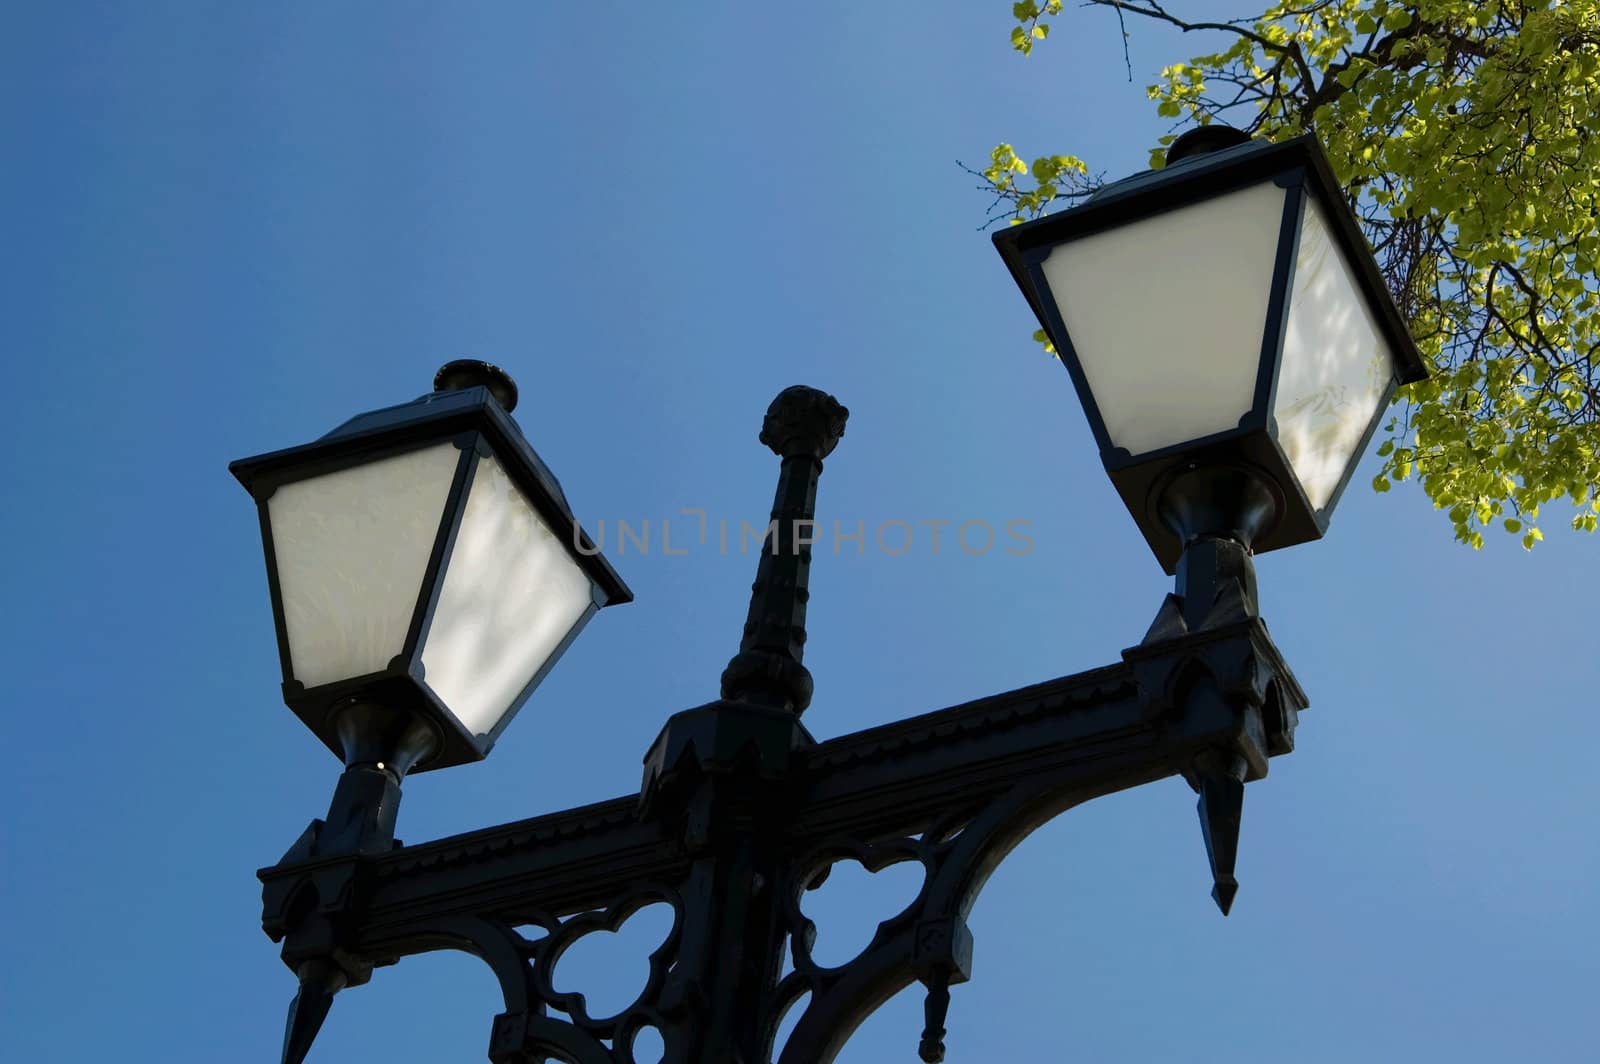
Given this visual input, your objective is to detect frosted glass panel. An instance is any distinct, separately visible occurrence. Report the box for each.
[1041,181,1286,455]
[421,453,595,738]
[1276,196,1396,509]
[269,442,461,688]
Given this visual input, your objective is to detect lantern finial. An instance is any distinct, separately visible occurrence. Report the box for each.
[720,386,848,713]
[1164,124,1252,166]
[434,359,519,412]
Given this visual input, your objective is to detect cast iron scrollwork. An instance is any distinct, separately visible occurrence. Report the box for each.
[762,649,1297,1064]
[766,824,988,1064]
[484,884,684,1064]
[768,780,1105,1064]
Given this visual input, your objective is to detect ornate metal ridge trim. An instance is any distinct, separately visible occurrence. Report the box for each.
[802,663,1138,772]
[1125,616,1308,708]
[372,796,644,880]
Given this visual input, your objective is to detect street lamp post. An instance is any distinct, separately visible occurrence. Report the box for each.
[238,128,1425,1064]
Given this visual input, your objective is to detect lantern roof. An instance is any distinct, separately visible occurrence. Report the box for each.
[231,382,630,608]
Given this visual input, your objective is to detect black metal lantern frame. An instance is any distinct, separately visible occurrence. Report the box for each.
[231,383,631,771]
[993,134,1430,571]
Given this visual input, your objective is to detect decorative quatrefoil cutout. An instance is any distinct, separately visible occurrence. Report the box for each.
[548,900,676,1022]
[799,857,925,968]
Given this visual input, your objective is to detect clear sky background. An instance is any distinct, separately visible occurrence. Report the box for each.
[2,3,1596,1062]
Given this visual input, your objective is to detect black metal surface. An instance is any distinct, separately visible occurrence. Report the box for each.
[281,959,345,1064]
[1165,125,1252,164]
[435,358,520,412]
[399,438,480,683]
[719,385,848,714]
[250,383,1314,1064]
[332,700,439,777]
[1253,173,1309,421]
[1156,462,1281,549]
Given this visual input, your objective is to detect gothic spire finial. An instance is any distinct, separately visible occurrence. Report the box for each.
[720,386,848,713]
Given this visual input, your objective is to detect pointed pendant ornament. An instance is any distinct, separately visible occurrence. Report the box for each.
[918,971,952,1063]
[1195,756,1246,916]
[281,960,347,1064]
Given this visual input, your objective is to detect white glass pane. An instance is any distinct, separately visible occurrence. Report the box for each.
[269,442,461,688]
[1276,195,1396,509]
[421,452,596,739]
[1041,181,1286,455]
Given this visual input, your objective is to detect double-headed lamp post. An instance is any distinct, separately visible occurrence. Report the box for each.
[235,128,1426,1064]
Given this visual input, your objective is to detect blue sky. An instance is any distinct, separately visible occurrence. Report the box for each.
[2,3,1595,1062]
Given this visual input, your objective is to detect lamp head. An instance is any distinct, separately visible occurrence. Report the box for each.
[993,126,1428,571]
[230,363,631,772]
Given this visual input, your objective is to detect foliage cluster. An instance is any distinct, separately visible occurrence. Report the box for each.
[988,0,1600,548]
